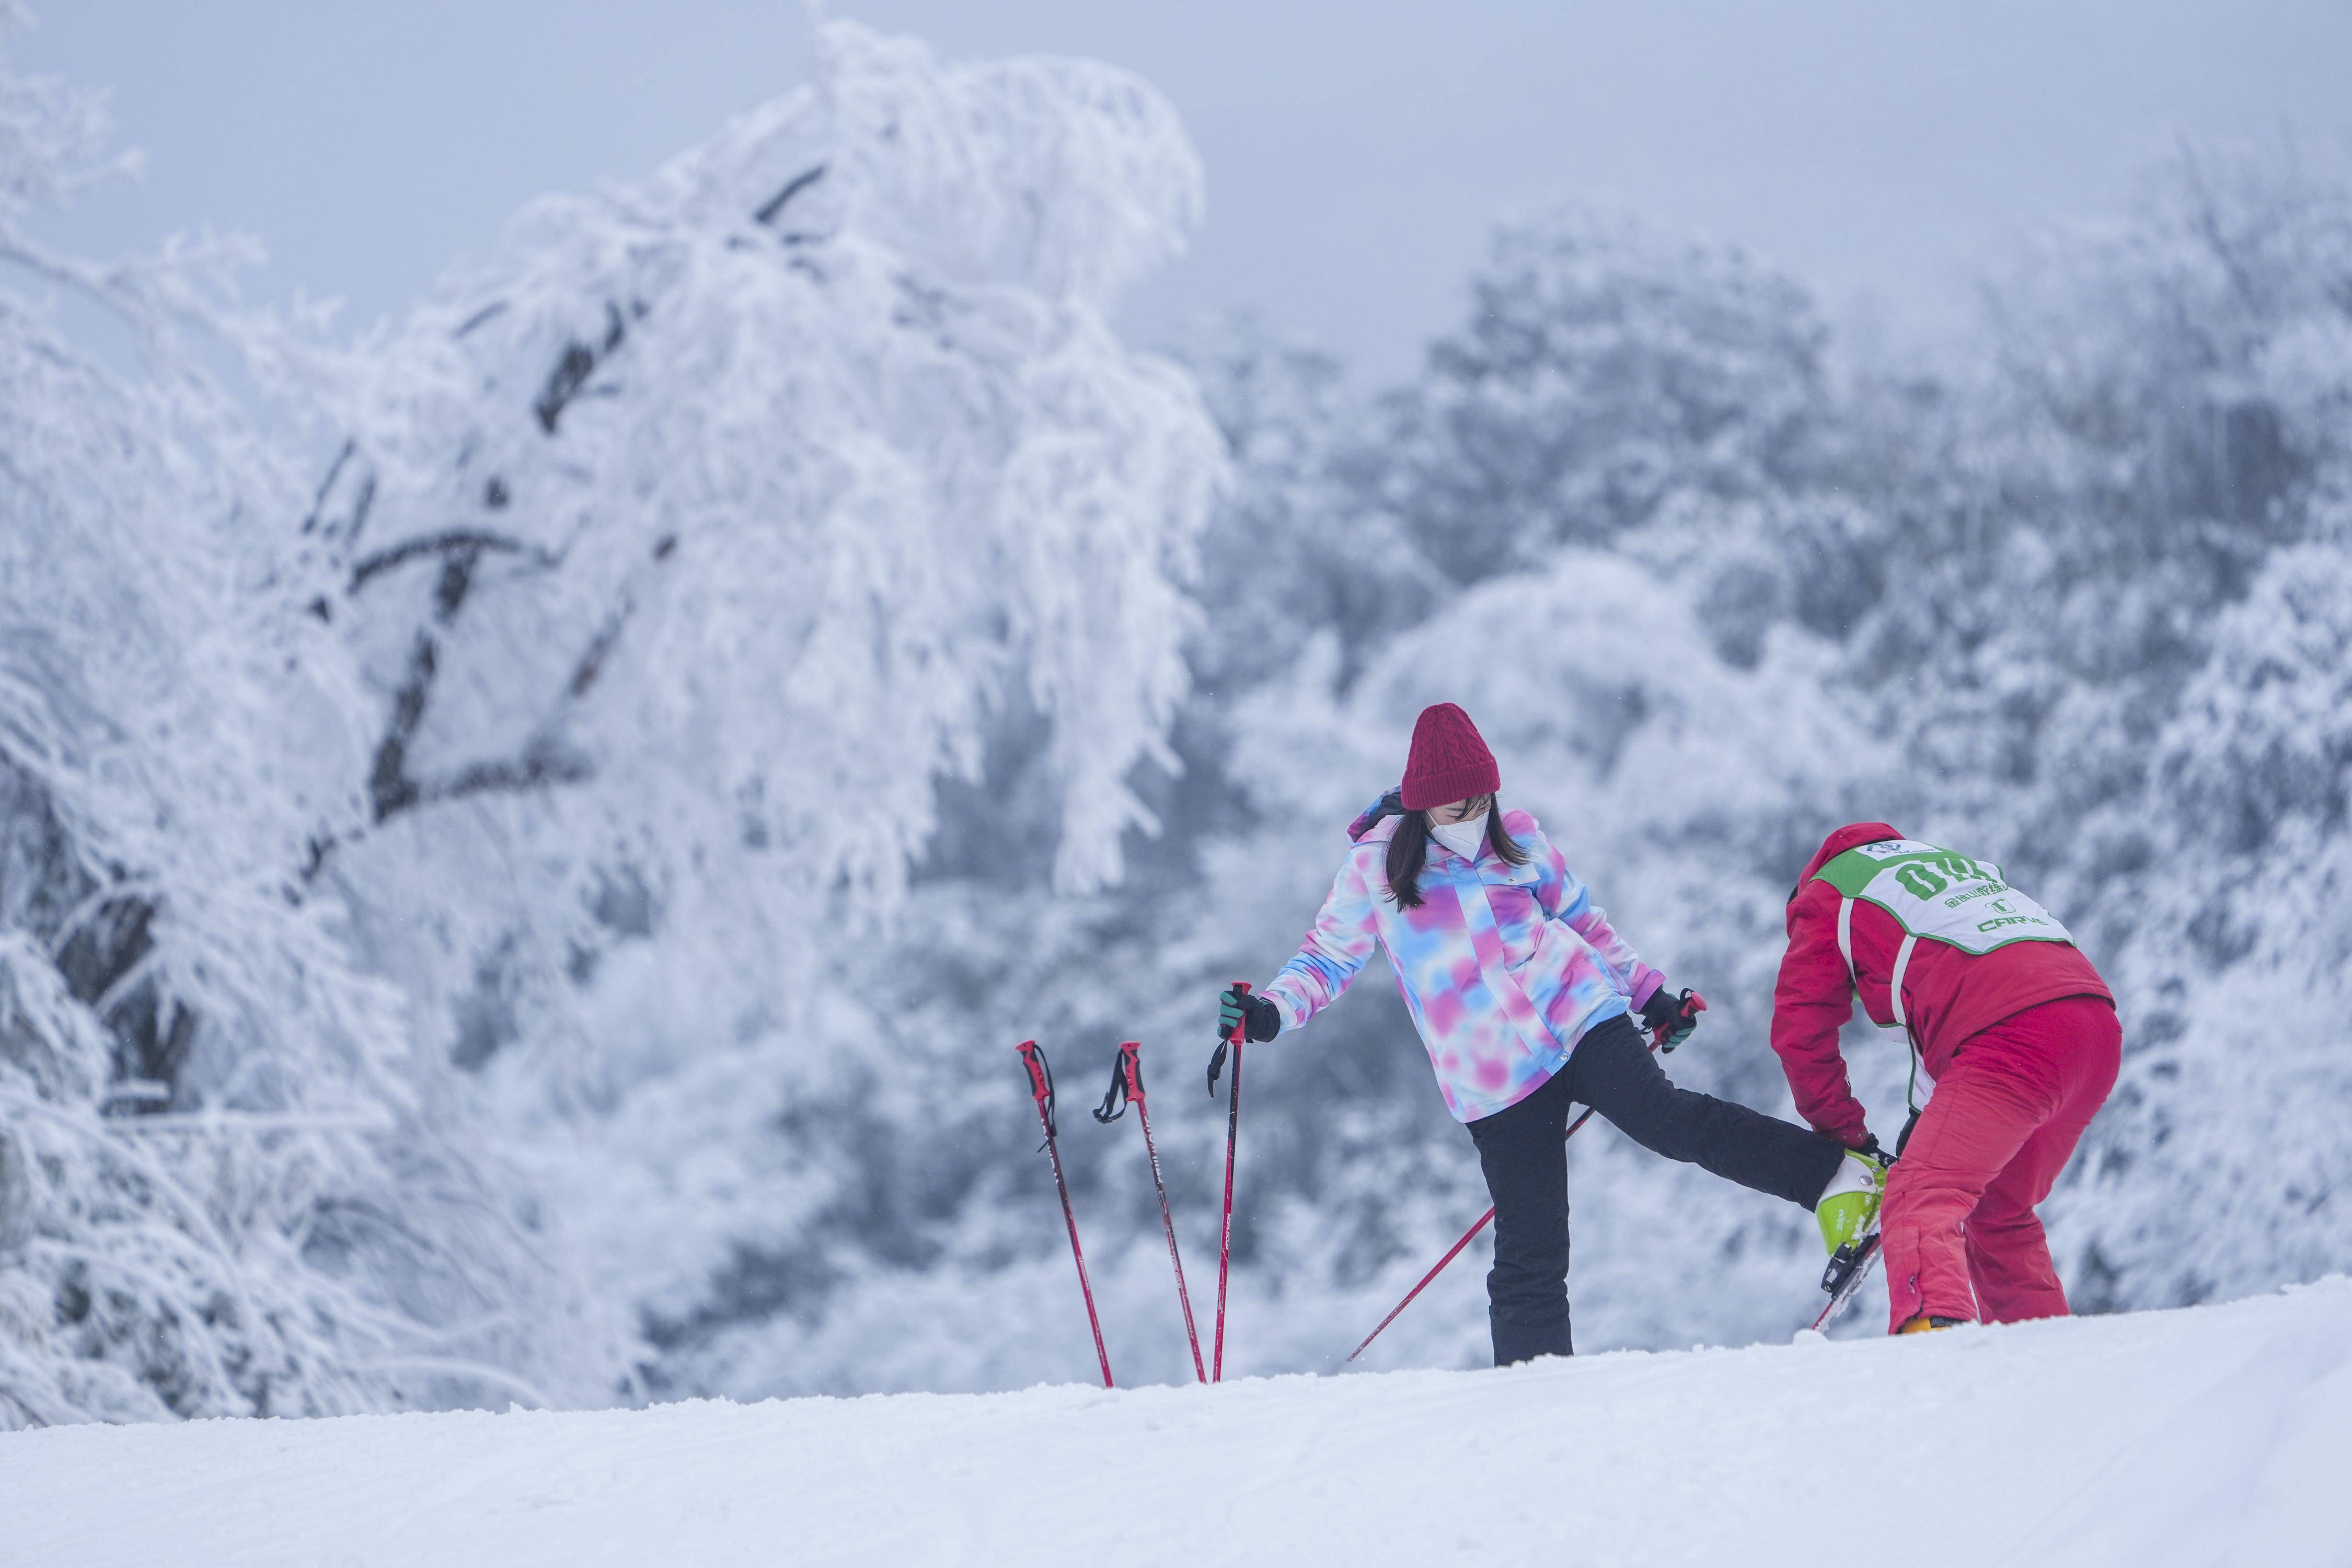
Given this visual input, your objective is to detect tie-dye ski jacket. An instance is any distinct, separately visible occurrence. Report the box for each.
[1263,802,1665,1123]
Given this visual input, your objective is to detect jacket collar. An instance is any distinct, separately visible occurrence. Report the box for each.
[1799,821,1905,883]
[1356,815,1504,870]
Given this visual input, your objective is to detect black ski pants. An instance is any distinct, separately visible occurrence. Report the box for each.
[1463,1012,1846,1366]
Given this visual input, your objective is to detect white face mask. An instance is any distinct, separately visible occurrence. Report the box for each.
[1429,810,1490,860]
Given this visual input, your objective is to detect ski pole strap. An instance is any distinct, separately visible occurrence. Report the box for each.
[1092,1058,1127,1124]
[1092,1041,1144,1125]
[1209,982,1249,1098]
[1016,1039,1057,1144]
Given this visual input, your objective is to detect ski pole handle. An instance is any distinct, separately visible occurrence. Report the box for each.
[1209,981,1250,1097]
[1092,1040,1143,1125]
[1016,1039,1056,1139]
[1653,988,1707,1054]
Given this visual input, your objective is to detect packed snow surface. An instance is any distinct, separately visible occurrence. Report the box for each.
[7,1279,2348,1567]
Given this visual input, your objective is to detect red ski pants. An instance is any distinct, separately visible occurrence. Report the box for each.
[1882,995,2121,1333]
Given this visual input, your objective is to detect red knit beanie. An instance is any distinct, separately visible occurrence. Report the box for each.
[1400,702,1500,810]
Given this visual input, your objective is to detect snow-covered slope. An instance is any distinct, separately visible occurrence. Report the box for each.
[7,1281,2347,1568]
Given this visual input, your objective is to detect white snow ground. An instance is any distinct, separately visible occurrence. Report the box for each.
[5,1278,2348,1568]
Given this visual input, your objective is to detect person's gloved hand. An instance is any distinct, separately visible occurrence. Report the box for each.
[1218,985,1282,1044]
[1638,986,1707,1052]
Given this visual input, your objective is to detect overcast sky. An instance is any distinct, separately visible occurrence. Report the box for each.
[20,2,2352,382]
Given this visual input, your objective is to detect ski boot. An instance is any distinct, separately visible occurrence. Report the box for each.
[1899,1316,1966,1334]
[1816,1144,1891,1257]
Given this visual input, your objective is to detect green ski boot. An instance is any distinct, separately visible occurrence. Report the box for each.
[1817,1144,1892,1256]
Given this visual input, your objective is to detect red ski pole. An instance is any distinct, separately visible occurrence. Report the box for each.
[1344,1203,1500,1364]
[1208,981,1250,1382]
[1017,1040,1113,1389]
[1095,1041,1206,1383]
[1342,1107,1598,1364]
[1346,1024,1666,1364]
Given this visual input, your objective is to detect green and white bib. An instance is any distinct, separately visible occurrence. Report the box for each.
[1809,839,2073,1039]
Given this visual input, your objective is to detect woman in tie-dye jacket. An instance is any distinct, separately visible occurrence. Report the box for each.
[1218,703,1862,1366]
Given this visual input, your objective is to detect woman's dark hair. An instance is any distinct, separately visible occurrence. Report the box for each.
[1385,794,1529,909]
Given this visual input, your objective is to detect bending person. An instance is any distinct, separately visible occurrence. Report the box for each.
[1218,702,1875,1365]
[1771,823,2122,1334]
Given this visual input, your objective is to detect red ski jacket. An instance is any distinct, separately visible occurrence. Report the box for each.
[1771,822,2114,1148]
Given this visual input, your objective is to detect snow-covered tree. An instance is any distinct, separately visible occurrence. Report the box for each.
[0,21,628,1425]
[1783,147,2352,1318]
[291,21,1227,1384]
[2043,166,2352,1307]
[1362,204,1837,585]
[1174,314,1440,688]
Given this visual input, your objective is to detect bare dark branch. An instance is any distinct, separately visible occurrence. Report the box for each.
[756,163,827,227]
[348,529,551,594]
[301,441,355,535]
[455,300,510,338]
[431,742,595,807]
[367,630,435,822]
[534,302,629,434]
